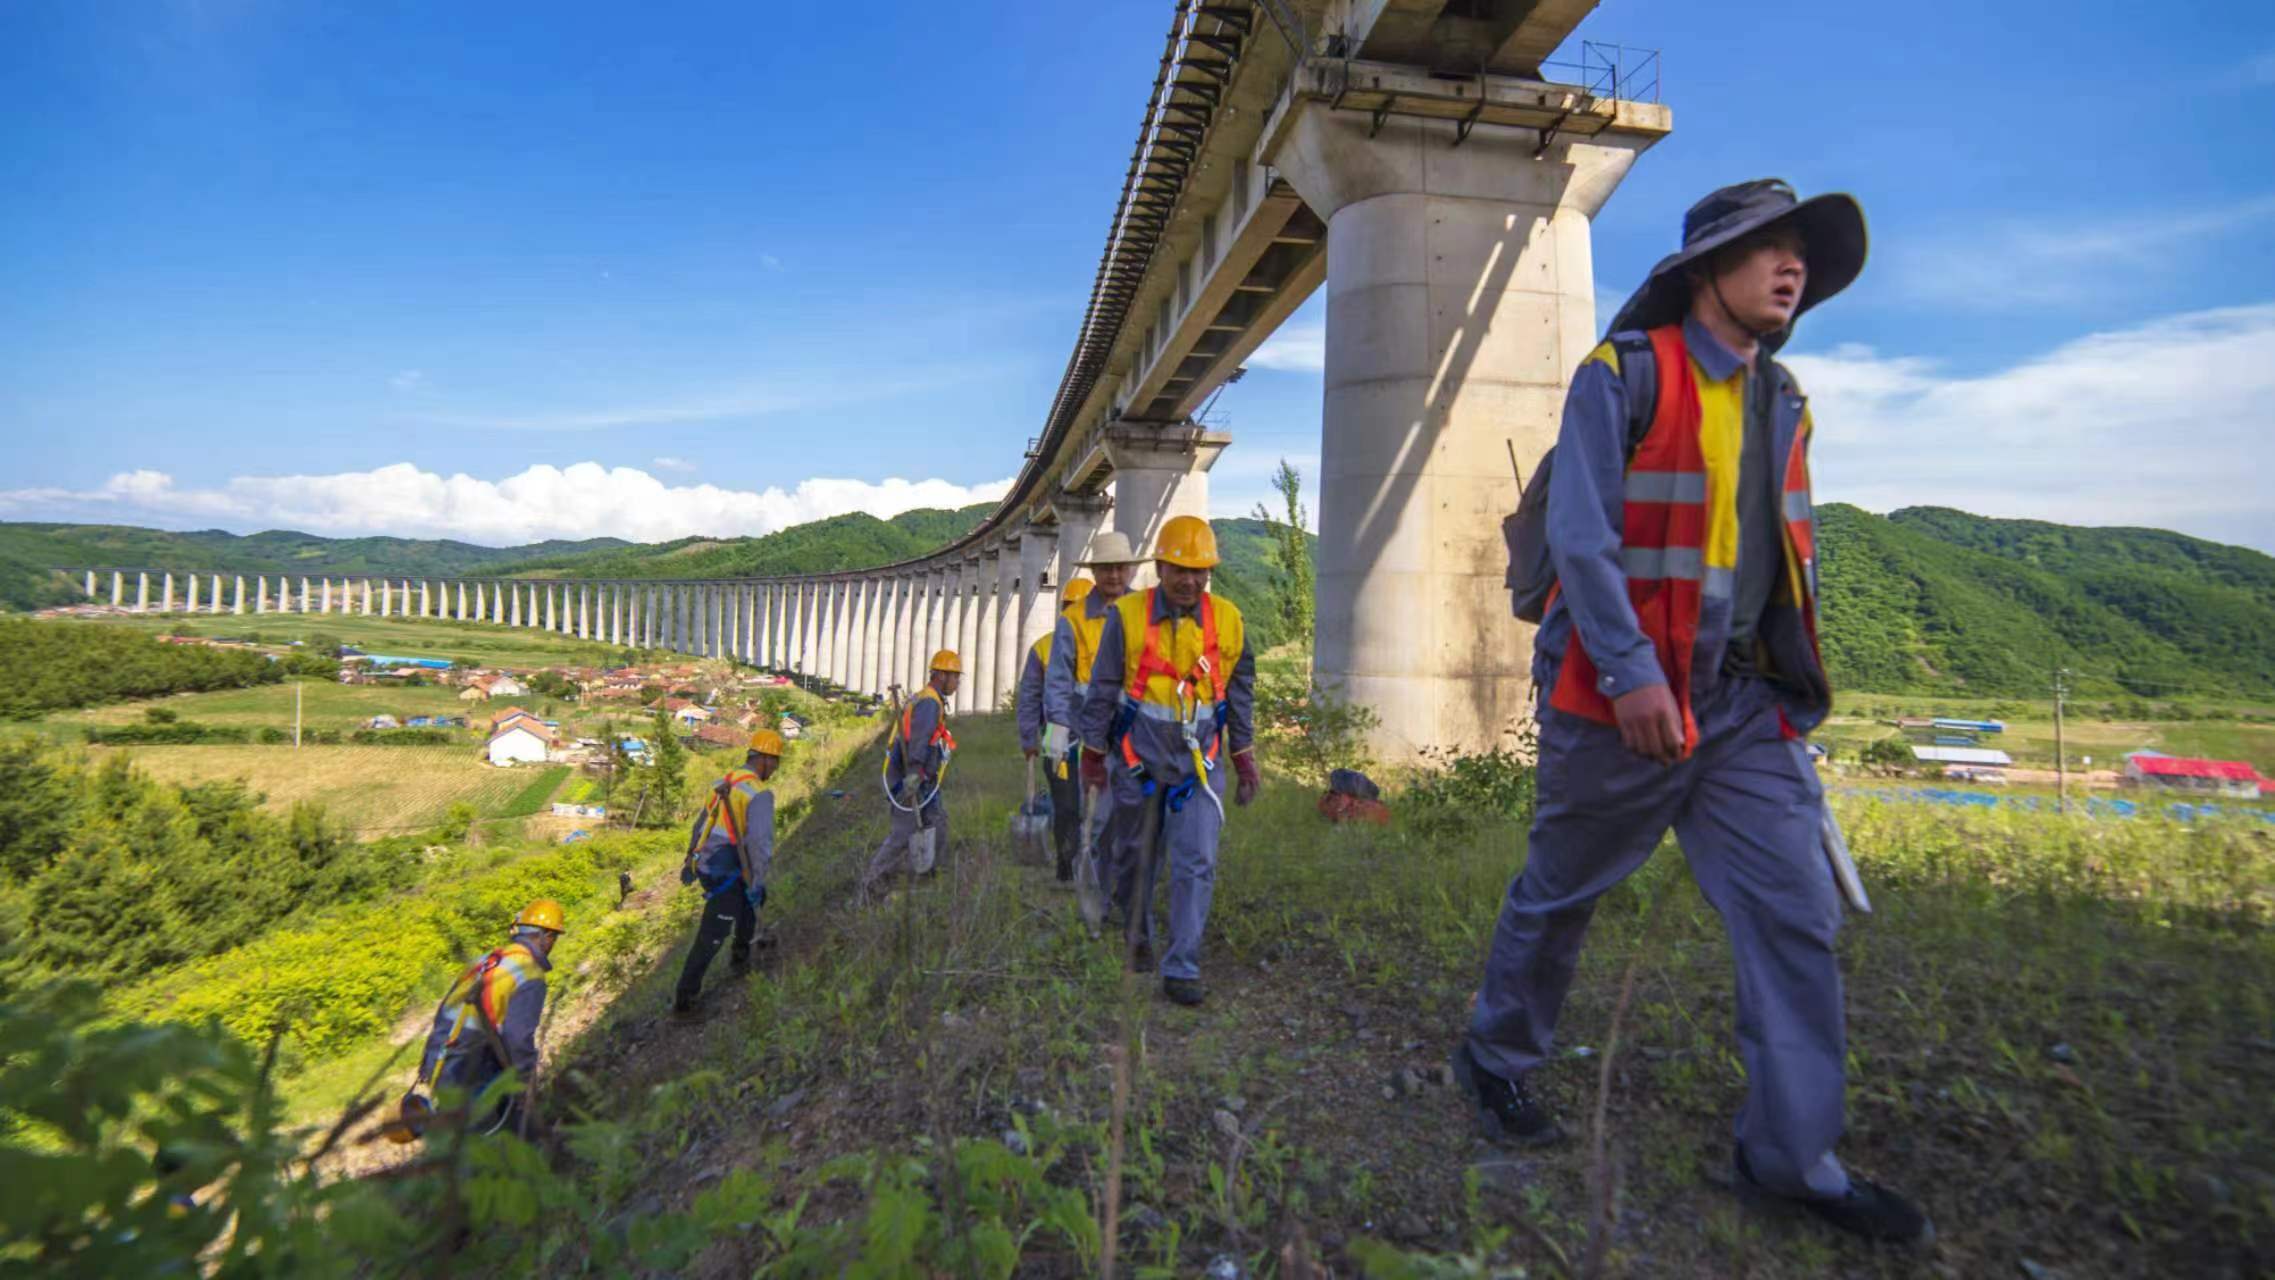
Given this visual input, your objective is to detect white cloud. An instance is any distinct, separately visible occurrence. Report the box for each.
[650,455,694,473]
[0,462,1015,547]
[1889,194,2275,307]
[1247,320,1324,372]
[1787,302,2275,551]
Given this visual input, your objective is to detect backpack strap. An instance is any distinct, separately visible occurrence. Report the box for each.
[1608,331,1658,462]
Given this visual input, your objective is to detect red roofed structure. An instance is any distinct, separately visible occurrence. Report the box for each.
[2123,753,2265,799]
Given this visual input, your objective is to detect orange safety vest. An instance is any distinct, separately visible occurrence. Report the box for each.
[1112,589,1245,769]
[1549,323,1821,755]
[897,685,957,755]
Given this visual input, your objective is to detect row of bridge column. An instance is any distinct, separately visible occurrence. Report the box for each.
[74,518,1102,715]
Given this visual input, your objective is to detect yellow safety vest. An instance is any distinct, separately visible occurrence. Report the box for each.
[1065,600,1110,684]
[1113,589,1246,710]
[424,941,542,1085]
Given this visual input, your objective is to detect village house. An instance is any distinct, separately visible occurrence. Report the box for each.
[483,720,551,767]
[2123,753,2266,800]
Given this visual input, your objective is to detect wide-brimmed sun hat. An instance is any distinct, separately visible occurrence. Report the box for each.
[1605,178,1867,342]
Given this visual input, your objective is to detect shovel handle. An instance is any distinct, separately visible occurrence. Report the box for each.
[1024,756,1037,807]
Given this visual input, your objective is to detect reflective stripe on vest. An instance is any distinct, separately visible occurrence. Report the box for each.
[1113,589,1245,768]
[1550,323,1821,755]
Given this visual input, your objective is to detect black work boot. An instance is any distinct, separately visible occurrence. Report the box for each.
[670,994,703,1021]
[729,947,752,977]
[1449,1042,1563,1146]
[1734,1149,1935,1247]
[1162,977,1207,1007]
[1055,853,1074,883]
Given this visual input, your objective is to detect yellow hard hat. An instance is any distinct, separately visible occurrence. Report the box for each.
[929,649,963,674]
[747,728,785,756]
[1155,515,1220,569]
[513,898,566,934]
[1060,577,1094,607]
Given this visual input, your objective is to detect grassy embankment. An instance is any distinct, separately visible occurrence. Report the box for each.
[92,696,880,1138]
[100,609,644,671]
[1817,691,2275,775]
[458,712,2273,1278]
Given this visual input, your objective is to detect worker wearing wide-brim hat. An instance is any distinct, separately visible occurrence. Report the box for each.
[673,728,785,1017]
[1076,516,1259,1007]
[1045,531,1146,890]
[1453,179,1931,1247]
[860,648,962,899]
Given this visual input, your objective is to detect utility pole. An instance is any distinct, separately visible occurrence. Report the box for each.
[2053,667,2069,814]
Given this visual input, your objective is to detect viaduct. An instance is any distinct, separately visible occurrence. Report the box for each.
[67,0,1670,759]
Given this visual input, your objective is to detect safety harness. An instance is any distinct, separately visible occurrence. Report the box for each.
[881,685,956,812]
[1109,590,1230,816]
[420,942,539,1090]
[685,767,763,897]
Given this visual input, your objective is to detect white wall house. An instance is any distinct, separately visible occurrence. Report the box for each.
[485,723,550,766]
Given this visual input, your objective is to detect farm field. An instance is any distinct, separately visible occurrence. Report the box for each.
[1816,702,2275,775]
[93,743,563,835]
[99,610,638,670]
[41,678,472,739]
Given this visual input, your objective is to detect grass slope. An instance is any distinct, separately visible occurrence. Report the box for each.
[503,713,2271,1277]
[97,744,546,835]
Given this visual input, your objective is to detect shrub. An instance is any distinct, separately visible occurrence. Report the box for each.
[1253,670,1378,784]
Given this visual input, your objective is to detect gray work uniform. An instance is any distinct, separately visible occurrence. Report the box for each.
[863,687,951,888]
[1019,637,1084,873]
[1469,314,1848,1199]
[1077,592,1256,982]
[1046,596,1120,871]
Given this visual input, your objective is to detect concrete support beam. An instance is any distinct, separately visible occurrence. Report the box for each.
[111,571,123,607]
[163,573,176,613]
[919,568,946,689]
[973,550,1002,712]
[84,570,96,598]
[1050,494,1108,590]
[1016,523,1061,662]
[233,576,246,614]
[957,558,983,715]
[1266,90,1664,757]
[1106,424,1228,588]
[139,573,152,612]
[992,544,1021,711]
[889,575,913,693]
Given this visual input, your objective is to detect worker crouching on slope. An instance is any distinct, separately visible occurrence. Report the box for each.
[673,729,785,1017]
[1078,516,1257,1006]
[404,899,564,1139]
[861,649,960,898]
[1047,532,1143,899]
[1452,179,1930,1246]
[1018,577,1093,880]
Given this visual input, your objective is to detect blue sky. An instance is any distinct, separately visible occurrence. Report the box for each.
[4,0,2273,550]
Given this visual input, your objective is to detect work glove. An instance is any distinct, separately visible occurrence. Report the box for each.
[678,862,696,887]
[1080,747,1108,792]
[1232,749,1259,807]
[1022,744,1039,760]
[1042,724,1070,758]
[744,882,766,910]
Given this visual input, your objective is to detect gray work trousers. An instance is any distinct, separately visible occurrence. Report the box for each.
[1103,757,1226,982]
[864,789,948,890]
[1467,672,1850,1199]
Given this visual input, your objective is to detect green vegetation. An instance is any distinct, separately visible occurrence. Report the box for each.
[94,610,641,671]
[4,714,2269,1274]
[0,738,400,988]
[0,522,630,609]
[496,504,1001,580]
[1250,460,1317,650]
[1817,504,2275,698]
[0,618,281,719]
[103,744,556,835]
[495,765,571,818]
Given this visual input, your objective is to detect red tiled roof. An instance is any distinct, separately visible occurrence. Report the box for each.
[2131,755,2262,782]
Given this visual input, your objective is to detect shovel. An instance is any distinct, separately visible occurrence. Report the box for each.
[1074,784,1110,933]
[1009,757,1053,864]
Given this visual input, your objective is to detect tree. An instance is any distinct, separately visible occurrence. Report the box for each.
[640,708,688,828]
[1250,459,1315,650]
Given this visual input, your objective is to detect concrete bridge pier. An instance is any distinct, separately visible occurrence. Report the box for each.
[992,546,1020,710]
[84,570,96,598]
[111,571,124,606]
[953,558,980,713]
[1106,424,1227,589]
[973,549,1002,711]
[1266,95,1664,759]
[1015,522,1061,660]
[161,573,175,613]
[233,576,246,614]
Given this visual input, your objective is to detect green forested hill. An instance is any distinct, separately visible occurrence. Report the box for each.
[0,523,628,610]
[12,504,2273,697]
[1815,505,2275,697]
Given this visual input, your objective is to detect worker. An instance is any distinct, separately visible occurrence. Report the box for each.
[406,899,564,1138]
[1020,577,1095,880]
[1452,180,1930,1246]
[1045,532,1144,904]
[860,649,961,898]
[1078,516,1258,1006]
[673,728,785,1017]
